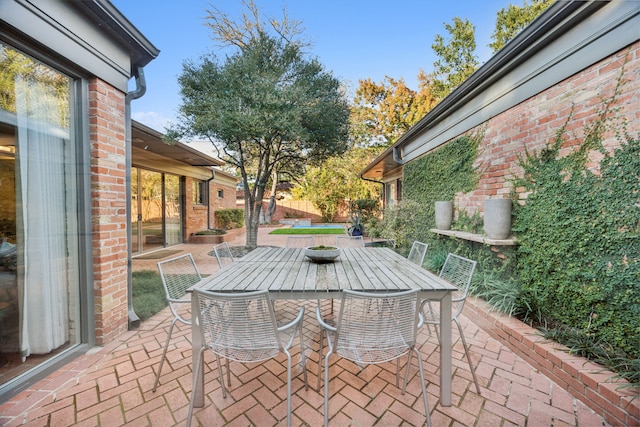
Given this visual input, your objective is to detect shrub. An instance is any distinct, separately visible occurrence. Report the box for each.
[215,208,244,230]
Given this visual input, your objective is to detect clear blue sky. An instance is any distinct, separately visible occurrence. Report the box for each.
[112,0,515,133]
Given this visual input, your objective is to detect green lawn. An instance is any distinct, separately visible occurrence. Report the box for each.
[269,227,346,235]
[132,270,167,321]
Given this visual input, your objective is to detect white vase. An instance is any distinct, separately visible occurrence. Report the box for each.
[435,201,453,230]
[484,199,512,239]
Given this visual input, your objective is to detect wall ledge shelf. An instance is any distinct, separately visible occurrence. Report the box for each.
[430,229,518,246]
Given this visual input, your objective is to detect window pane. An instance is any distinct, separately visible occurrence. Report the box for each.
[0,43,80,385]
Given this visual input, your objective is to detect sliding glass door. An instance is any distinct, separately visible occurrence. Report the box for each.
[0,43,81,386]
[131,168,183,254]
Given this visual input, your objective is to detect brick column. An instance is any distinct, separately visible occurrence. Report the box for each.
[88,78,128,345]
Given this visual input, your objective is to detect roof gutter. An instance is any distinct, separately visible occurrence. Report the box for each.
[126,66,147,329]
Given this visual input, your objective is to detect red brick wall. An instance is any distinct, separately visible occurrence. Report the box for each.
[88,78,128,345]
[183,178,239,237]
[455,42,640,216]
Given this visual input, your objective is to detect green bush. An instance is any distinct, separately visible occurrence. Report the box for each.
[215,208,244,230]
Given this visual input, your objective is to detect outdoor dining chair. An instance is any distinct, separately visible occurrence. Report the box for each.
[187,289,308,427]
[419,253,481,394]
[316,289,432,427]
[407,240,428,267]
[153,254,215,392]
[286,235,315,248]
[335,235,364,248]
[213,242,234,269]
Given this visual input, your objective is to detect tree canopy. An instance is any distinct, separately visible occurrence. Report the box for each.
[431,17,479,101]
[490,0,554,53]
[350,75,436,147]
[168,19,350,247]
[292,147,381,222]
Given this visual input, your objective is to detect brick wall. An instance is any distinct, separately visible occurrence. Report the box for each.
[455,42,640,216]
[184,178,238,237]
[89,78,128,345]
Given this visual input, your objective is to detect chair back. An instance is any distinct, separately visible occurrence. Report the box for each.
[193,289,281,362]
[286,236,315,248]
[157,254,202,319]
[439,253,476,317]
[213,242,234,269]
[335,235,364,248]
[407,241,428,267]
[334,289,419,364]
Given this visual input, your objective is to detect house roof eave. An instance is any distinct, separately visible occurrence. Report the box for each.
[132,120,225,168]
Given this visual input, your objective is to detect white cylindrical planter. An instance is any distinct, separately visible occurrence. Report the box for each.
[484,198,512,239]
[435,201,453,230]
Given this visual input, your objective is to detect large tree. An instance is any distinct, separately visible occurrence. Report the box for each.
[490,0,554,53]
[167,8,350,248]
[351,75,436,147]
[431,17,479,101]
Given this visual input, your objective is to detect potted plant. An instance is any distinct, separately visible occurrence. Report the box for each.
[348,214,364,236]
[304,245,341,262]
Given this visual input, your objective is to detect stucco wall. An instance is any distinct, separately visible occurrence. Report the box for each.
[454,42,639,216]
[89,78,129,345]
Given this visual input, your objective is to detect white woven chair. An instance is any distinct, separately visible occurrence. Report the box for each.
[187,289,308,427]
[335,235,364,248]
[420,253,481,394]
[213,242,234,269]
[286,236,315,248]
[407,240,428,267]
[316,289,431,427]
[153,254,204,392]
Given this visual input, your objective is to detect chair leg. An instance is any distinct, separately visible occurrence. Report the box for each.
[152,317,178,392]
[455,317,481,394]
[323,350,333,427]
[413,347,432,427]
[316,329,325,391]
[297,319,309,390]
[215,355,228,398]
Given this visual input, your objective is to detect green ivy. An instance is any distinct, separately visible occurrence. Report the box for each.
[399,62,638,381]
[513,131,640,359]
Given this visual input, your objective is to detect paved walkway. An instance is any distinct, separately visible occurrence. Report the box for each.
[0,228,610,426]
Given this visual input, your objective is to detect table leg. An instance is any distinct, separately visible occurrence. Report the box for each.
[440,292,452,406]
[191,293,204,408]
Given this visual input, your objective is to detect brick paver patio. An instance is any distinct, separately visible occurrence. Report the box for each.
[0,228,619,426]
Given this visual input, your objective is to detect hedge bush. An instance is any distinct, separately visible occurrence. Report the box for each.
[215,208,244,230]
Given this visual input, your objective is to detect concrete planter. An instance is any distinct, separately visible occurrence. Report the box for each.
[188,227,246,244]
[483,199,512,239]
[435,201,453,230]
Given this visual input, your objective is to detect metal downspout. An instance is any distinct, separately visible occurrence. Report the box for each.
[125,66,146,329]
[206,169,216,230]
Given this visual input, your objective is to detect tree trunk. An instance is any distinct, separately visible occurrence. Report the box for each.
[244,183,266,249]
[265,170,278,224]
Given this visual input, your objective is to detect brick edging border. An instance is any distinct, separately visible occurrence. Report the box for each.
[464,297,640,426]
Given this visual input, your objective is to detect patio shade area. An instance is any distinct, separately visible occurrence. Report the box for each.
[0,230,621,426]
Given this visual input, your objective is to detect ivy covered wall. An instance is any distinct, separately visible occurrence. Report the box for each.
[398,44,639,366]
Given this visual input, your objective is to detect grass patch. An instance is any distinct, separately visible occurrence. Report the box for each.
[269,228,346,235]
[132,270,167,321]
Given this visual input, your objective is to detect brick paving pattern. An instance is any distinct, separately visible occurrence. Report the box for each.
[0,229,617,426]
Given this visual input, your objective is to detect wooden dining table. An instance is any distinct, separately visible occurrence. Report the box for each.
[189,246,457,408]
